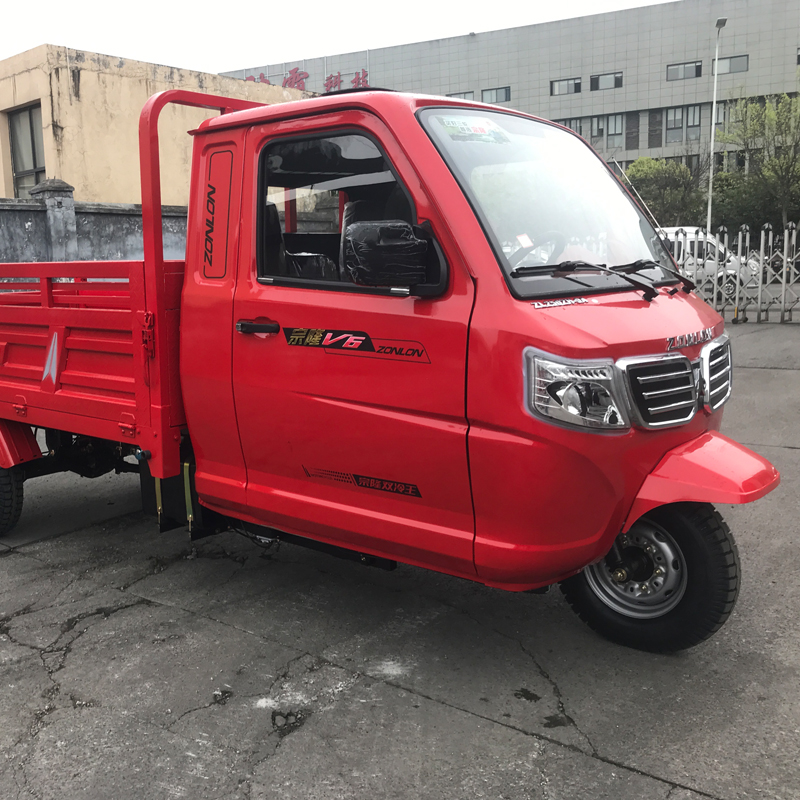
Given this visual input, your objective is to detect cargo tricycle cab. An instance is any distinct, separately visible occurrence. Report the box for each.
[183,105,480,577]
[0,90,779,655]
[177,92,779,652]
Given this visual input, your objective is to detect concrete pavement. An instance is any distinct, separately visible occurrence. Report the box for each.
[0,323,798,800]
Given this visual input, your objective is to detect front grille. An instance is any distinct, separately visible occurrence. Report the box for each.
[626,356,698,427]
[703,339,732,410]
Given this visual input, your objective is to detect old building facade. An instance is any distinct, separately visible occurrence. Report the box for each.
[0,45,309,205]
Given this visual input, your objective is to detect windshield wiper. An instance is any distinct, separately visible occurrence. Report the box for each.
[512,260,658,302]
[613,259,695,293]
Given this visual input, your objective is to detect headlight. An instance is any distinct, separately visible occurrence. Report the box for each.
[525,349,630,430]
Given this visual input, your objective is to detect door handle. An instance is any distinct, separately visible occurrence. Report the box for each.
[236,319,280,334]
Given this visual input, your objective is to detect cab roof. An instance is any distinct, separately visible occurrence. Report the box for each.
[195,89,543,134]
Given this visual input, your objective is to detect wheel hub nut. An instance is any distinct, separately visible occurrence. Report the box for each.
[612,568,628,583]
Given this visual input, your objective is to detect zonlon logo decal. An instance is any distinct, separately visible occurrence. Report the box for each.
[667,327,715,351]
[283,328,429,363]
[532,298,590,309]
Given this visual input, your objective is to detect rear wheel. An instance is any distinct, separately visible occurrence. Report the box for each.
[0,466,24,538]
[560,503,739,652]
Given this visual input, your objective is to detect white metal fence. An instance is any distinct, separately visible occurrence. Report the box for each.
[663,224,799,323]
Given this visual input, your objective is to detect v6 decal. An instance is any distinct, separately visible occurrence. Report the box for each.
[283,328,429,363]
[284,328,374,351]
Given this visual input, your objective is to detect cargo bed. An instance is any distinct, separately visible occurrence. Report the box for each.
[0,259,185,477]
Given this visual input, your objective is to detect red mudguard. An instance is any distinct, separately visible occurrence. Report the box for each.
[0,420,41,470]
[623,431,780,531]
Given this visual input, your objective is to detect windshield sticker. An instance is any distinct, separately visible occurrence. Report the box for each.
[438,116,510,144]
[283,328,429,363]
[531,298,595,309]
[304,466,422,498]
[516,233,534,248]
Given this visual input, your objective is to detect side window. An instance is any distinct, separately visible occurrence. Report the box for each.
[258,133,417,284]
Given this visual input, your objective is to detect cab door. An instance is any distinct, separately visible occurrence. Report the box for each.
[231,112,476,576]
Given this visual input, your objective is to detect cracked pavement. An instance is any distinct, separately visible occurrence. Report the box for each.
[0,324,798,799]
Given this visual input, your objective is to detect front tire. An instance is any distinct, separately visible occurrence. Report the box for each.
[0,465,23,538]
[560,503,739,652]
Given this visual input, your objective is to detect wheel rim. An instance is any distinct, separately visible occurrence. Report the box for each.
[584,520,687,619]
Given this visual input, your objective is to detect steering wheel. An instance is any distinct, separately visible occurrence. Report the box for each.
[508,231,568,267]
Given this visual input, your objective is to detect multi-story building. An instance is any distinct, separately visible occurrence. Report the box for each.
[223,0,800,174]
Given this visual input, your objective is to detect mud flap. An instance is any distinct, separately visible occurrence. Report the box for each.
[140,461,227,539]
[0,419,41,470]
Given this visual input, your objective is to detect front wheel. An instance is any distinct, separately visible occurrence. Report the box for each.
[560,503,739,652]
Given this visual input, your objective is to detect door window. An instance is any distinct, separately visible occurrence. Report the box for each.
[258,133,417,285]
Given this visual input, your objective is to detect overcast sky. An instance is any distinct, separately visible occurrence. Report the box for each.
[3,0,673,75]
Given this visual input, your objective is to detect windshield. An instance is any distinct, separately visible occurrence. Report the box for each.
[419,108,676,299]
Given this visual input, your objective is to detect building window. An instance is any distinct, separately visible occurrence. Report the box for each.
[666,61,702,81]
[607,114,623,148]
[447,91,474,100]
[648,110,663,149]
[9,104,45,199]
[687,154,700,174]
[713,55,749,74]
[797,47,800,66]
[591,116,605,142]
[686,105,701,141]
[550,78,581,96]
[562,118,583,135]
[666,107,684,144]
[625,112,640,150]
[481,86,511,104]
[715,102,727,130]
[590,72,623,91]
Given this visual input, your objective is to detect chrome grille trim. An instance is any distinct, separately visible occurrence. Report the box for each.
[636,368,692,383]
[650,398,697,414]
[618,354,698,428]
[701,335,733,412]
[641,378,695,399]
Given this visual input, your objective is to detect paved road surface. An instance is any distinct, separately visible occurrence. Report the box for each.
[0,323,798,800]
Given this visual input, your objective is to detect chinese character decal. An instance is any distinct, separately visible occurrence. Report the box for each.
[324,72,342,93]
[351,69,369,89]
[282,67,309,90]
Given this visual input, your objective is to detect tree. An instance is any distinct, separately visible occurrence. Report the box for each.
[624,158,704,226]
[720,94,800,228]
[710,170,776,231]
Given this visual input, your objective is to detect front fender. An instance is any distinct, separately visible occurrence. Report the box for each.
[623,431,780,531]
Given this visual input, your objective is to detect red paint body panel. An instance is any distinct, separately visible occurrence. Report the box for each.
[181,133,249,510]
[0,90,780,592]
[622,431,780,531]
